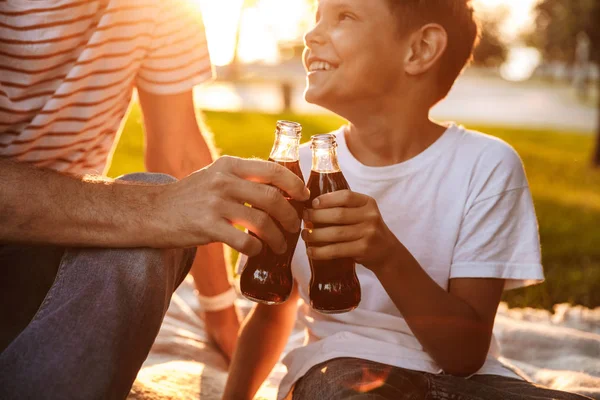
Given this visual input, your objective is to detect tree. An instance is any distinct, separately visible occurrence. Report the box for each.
[591,2,600,167]
[528,0,600,167]
[472,7,510,68]
[226,0,260,80]
[527,0,598,64]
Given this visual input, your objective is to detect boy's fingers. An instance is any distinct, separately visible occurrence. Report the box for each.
[312,190,369,209]
[302,226,362,243]
[303,207,364,225]
[306,241,361,260]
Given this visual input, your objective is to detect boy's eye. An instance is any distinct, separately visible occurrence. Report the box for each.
[338,12,354,22]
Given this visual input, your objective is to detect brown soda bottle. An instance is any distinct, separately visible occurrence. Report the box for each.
[306,134,361,314]
[240,121,305,305]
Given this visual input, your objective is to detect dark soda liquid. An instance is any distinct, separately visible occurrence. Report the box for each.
[306,170,361,314]
[239,159,304,305]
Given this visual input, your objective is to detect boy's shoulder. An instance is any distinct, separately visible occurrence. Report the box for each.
[454,125,525,175]
[453,125,529,198]
[299,124,527,185]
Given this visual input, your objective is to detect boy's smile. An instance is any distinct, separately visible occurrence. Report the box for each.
[307,60,338,73]
[302,0,408,116]
[305,56,339,84]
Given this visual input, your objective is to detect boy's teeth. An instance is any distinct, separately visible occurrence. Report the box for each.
[310,61,334,71]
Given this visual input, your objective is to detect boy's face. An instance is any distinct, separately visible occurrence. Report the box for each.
[303,0,409,111]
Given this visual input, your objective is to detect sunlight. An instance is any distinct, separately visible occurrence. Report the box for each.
[189,0,310,66]
[190,0,311,66]
[236,7,280,64]
[473,0,540,39]
[473,0,543,81]
[500,46,542,81]
[191,0,243,66]
[189,0,540,66]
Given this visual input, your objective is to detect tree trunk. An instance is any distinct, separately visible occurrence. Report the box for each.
[226,4,245,81]
[226,21,242,81]
[594,82,600,166]
[592,5,600,167]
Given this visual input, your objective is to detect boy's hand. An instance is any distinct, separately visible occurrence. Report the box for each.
[302,190,401,273]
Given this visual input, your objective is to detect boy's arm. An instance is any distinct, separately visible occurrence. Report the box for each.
[374,261,504,376]
[223,284,300,400]
[304,191,505,377]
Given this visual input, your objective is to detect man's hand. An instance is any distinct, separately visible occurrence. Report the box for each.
[156,156,310,256]
[302,190,399,272]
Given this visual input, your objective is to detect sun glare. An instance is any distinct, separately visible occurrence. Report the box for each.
[191,0,311,66]
[191,0,243,66]
[473,0,539,39]
[190,0,539,67]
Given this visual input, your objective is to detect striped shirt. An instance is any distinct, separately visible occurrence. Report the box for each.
[0,0,213,175]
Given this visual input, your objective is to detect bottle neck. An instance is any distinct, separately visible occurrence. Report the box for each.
[270,121,302,162]
[311,135,340,173]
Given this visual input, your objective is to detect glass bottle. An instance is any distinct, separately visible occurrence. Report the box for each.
[305,134,361,313]
[240,121,305,304]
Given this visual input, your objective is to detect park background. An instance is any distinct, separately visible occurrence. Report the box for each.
[107,0,599,310]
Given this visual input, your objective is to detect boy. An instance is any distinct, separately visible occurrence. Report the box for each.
[224,0,590,399]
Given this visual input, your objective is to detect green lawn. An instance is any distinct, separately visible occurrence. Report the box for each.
[108,104,600,310]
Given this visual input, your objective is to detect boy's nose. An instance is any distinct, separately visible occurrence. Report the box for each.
[304,23,327,48]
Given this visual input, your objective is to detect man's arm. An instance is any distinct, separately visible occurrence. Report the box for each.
[1,152,308,256]
[137,88,237,361]
[0,158,166,247]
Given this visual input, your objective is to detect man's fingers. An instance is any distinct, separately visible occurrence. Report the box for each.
[312,190,369,209]
[307,241,363,260]
[221,157,310,202]
[303,207,364,225]
[210,220,263,256]
[302,225,362,244]
[223,203,287,254]
[225,178,301,234]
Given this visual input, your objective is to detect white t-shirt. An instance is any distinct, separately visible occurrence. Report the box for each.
[269,124,544,399]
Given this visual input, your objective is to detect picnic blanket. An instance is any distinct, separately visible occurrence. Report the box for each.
[128,277,600,400]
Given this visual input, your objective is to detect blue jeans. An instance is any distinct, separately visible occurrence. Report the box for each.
[292,358,593,400]
[0,173,196,400]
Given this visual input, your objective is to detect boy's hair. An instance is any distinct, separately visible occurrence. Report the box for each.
[386,0,479,102]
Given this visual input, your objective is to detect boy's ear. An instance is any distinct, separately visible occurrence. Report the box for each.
[403,23,448,76]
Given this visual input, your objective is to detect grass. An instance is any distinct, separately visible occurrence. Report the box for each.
[108,104,600,310]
